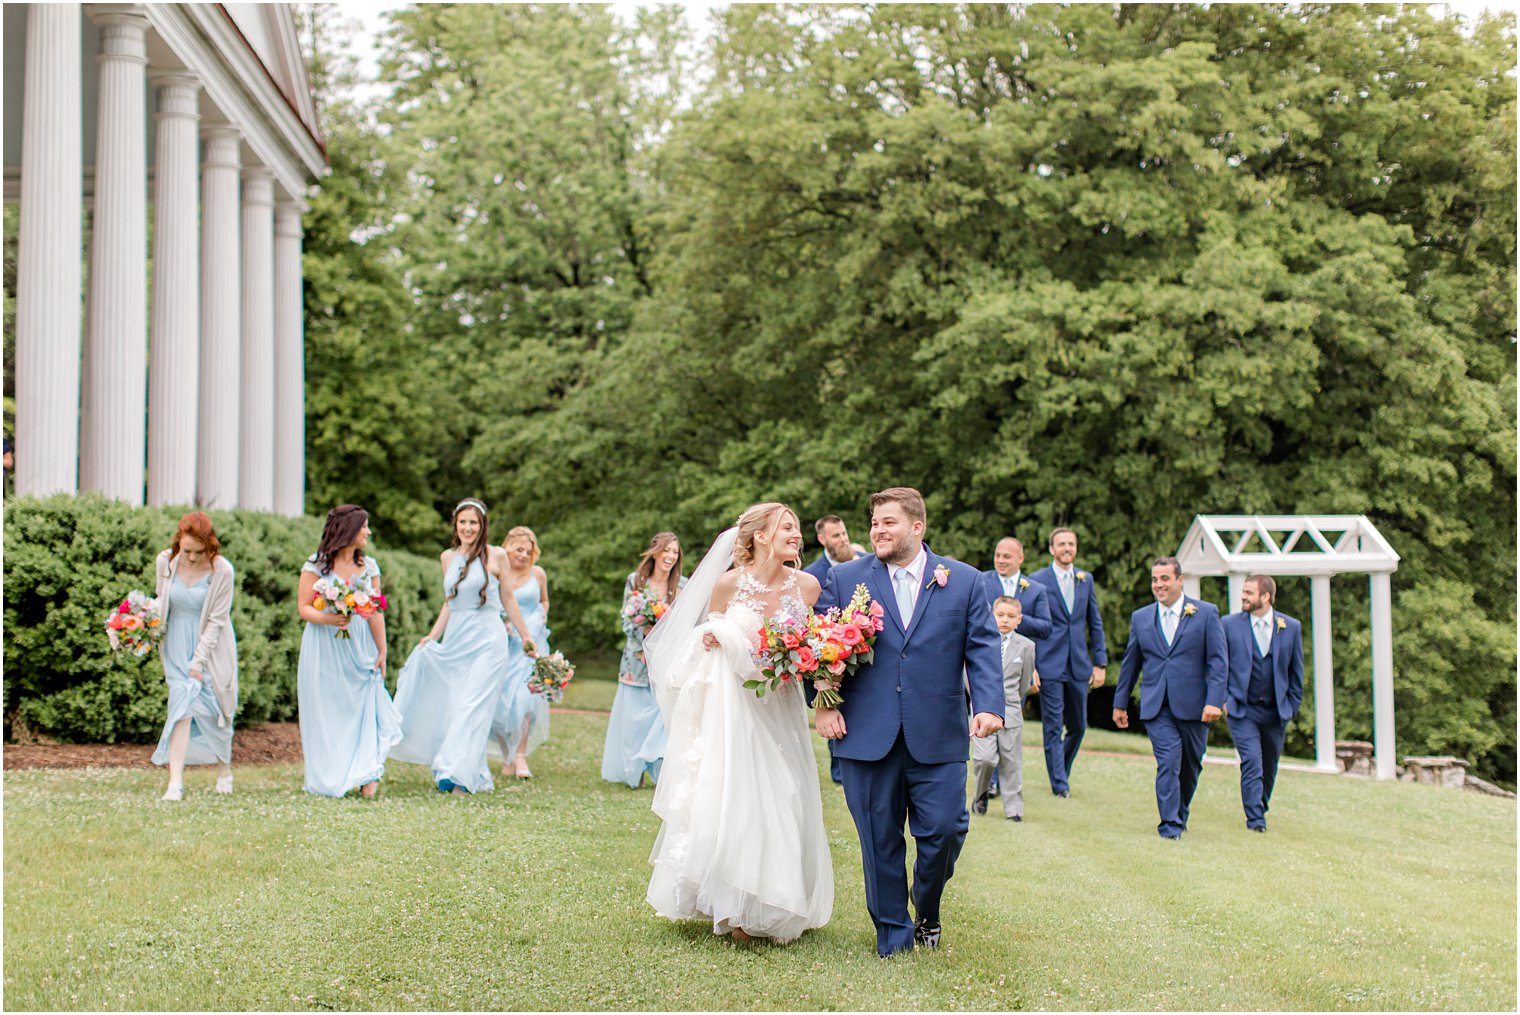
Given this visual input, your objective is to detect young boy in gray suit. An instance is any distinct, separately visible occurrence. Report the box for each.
[972,596,1038,820]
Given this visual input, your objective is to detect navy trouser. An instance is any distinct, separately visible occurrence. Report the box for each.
[1146,708,1209,837]
[1039,675,1089,794]
[839,731,969,956]
[1228,708,1285,828]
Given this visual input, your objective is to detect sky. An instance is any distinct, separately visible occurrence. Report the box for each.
[331,1,1518,99]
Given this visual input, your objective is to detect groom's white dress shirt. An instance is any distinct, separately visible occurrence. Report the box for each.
[891,545,929,621]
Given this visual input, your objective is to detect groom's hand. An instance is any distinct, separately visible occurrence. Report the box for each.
[971,712,1004,738]
[815,707,846,740]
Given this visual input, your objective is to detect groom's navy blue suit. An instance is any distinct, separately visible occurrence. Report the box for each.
[817,545,1004,956]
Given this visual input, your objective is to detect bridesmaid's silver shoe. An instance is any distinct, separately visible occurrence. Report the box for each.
[161,782,184,802]
[214,774,234,795]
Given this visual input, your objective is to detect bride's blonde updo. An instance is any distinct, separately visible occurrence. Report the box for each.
[733,502,801,568]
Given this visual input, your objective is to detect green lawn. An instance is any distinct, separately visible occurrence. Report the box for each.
[4,681,1514,1011]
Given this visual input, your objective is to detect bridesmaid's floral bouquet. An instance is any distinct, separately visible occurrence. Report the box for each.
[808,584,884,708]
[311,574,386,640]
[624,584,668,628]
[745,586,883,702]
[529,652,575,703]
[105,590,163,657]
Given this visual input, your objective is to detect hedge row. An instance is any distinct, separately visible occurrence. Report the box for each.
[3,494,445,743]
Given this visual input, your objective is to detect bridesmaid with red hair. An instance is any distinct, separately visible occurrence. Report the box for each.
[151,512,239,801]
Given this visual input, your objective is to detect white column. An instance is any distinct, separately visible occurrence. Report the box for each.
[1369,571,1397,780]
[146,73,201,507]
[273,200,306,517]
[15,3,83,497]
[1310,574,1337,772]
[238,168,276,511]
[80,9,150,504]
[1226,574,1245,616]
[1182,575,1201,601]
[197,127,241,508]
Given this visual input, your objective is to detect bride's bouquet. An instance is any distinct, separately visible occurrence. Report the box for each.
[105,590,164,657]
[745,585,884,703]
[529,652,575,703]
[311,574,386,639]
[808,584,884,708]
[624,585,668,628]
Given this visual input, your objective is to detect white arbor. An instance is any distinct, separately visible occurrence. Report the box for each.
[1174,515,1401,779]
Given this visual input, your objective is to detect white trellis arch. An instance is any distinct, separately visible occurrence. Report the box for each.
[1174,515,1401,779]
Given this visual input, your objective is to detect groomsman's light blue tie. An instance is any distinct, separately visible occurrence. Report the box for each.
[894,568,915,627]
[1060,569,1074,612]
[1255,616,1271,656]
[1003,575,1016,596]
[1162,607,1177,645]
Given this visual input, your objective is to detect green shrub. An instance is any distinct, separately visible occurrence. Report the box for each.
[3,494,443,743]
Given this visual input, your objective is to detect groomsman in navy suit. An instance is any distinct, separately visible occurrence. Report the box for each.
[1112,557,1227,839]
[1028,527,1108,796]
[804,514,860,784]
[1222,575,1304,833]
[980,537,1053,640]
[804,514,859,583]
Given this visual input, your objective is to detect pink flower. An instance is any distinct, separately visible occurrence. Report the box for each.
[782,631,801,649]
[118,601,131,614]
[840,624,863,646]
[869,601,885,618]
[796,645,818,671]
[828,659,847,676]
[932,565,950,587]
[873,616,886,632]
[632,615,645,626]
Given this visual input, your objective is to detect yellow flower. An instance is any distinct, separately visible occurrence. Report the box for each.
[313,596,328,611]
[819,643,841,663]
[344,594,356,606]
[1277,617,1287,631]
[1183,603,1197,616]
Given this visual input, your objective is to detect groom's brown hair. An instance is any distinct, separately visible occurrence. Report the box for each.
[869,486,926,526]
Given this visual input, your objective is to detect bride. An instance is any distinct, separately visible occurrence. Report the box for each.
[643,502,834,943]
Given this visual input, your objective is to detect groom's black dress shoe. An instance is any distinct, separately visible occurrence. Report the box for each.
[913,918,941,950]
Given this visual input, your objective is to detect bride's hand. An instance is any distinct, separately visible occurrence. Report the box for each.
[702,632,720,651]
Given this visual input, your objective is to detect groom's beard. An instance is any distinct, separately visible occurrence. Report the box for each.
[875,536,920,567]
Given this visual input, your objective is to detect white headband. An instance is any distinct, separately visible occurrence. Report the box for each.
[455,498,488,518]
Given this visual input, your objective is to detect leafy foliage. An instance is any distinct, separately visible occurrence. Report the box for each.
[299,4,1514,782]
[2,495,443,743]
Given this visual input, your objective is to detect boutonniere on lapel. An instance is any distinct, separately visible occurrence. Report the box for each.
[926,565,950,590]
[1277,617,1287,631]
[1018,577,1030,591]
[1074,571,1088,583]
[1183,603,1197,617]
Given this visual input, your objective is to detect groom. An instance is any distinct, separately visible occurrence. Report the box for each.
[815,487,1005,957]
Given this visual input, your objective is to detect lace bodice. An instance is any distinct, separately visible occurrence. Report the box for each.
[729,567,808,628]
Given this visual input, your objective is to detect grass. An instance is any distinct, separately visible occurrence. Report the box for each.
[3,680,1514,1011]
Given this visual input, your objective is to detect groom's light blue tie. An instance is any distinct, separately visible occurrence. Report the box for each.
[1162,607,1177,645]
[894,568,915,626]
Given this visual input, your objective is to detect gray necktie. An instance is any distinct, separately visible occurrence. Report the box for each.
[1162,607,1177,645]
[894,568,915,626]
[1255,617,1271,657]
[1003,575,1017,596]
[1060,569,1074,612]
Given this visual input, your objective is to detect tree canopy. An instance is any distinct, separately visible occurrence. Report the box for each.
[300,3,1516,783]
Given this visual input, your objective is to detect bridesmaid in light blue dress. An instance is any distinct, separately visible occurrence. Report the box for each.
[150,512,238,801]
[392,499,538,793]
[296,505,402,798]
[601,532,686,788]
[491,526,552,779]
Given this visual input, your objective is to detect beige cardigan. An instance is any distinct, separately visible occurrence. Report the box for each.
[155,549,239,723]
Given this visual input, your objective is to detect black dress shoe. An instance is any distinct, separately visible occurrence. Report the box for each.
[913,918,941,950]
[1054,789,1070,798]
[1249,825,1266,833]
[972,795,988,815]
[1007,815,1022,822]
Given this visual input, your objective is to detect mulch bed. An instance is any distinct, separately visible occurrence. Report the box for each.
[3,722,306,770]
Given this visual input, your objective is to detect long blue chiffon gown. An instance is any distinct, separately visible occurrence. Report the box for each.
[491,578,552,761]
[297,554,403,797]
[601,574,685,788]
[151,572,235,767]
[391,555,509,792]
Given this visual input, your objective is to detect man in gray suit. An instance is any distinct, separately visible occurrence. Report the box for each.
[971,596,1038,821]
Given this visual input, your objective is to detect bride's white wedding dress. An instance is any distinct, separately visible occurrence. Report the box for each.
[645,566,833,942]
